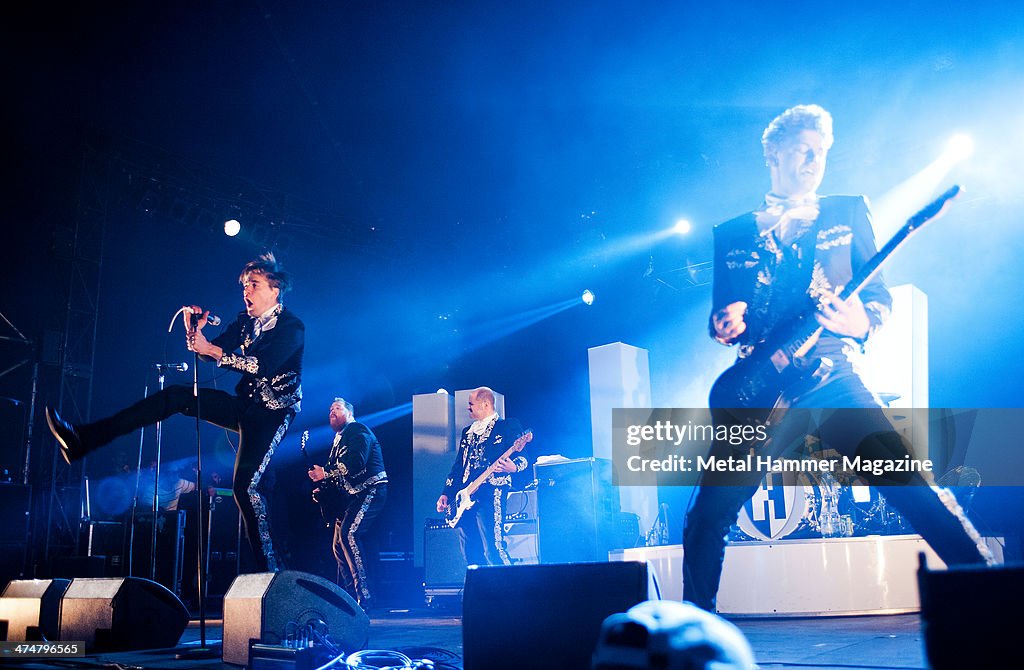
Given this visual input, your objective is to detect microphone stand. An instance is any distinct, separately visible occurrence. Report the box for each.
[150,370,166,580]
[176,321,218,660]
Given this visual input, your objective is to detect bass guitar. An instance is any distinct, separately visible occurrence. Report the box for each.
[444,430,533,528]
[709,185,962,413]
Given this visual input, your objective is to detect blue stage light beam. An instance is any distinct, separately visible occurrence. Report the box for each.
[873,132,976,240]
[459,295,583,354]
[361,401,414,428]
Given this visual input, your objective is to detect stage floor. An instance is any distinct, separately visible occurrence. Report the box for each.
[6,608,932,670]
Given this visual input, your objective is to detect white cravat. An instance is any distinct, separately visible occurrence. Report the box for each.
[252,303,282,339]
[758,192,820,246]
[468,412,498,436]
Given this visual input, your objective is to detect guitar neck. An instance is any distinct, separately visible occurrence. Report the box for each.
[464,442,522,496]
[769,185,961,358]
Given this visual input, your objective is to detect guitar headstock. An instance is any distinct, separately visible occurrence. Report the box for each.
[512,430,534,452]
[300,430,309,450]
[907,184,962,233]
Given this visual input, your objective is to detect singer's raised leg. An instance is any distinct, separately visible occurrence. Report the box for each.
[54,385,241,459]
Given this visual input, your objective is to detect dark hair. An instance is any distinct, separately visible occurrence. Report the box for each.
[239,251,292,297]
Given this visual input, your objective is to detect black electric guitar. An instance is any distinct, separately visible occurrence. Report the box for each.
[444,430,533,528]
[300,430,332,528]
[709,185,962,415]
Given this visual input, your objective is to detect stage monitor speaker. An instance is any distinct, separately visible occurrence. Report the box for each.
[463,561,649,670]
[536,458,619,563]
[918,556,1024,669]
[58,576,189,651]
[223,570,369,667]
[0,579,70,642]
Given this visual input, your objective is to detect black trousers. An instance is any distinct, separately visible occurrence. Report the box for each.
[78,384,294,572]
[332,484,387,606]
[682,371,993,611]
[457,485,511,567]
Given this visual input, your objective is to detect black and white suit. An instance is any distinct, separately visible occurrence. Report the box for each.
[442,415,526,566]
[319,420,388,606]
[69,304,303,573]
[683,195,993,611]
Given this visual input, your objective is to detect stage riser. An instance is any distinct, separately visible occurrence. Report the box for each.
[612,535,1003,616]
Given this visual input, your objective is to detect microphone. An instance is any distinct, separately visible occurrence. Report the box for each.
[155,362,189,372]
[185,307,222,327]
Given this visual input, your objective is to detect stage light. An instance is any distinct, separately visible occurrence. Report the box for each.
[224,219,241,237]
[673,219,692,235]
[436,388,449,394]
[946,133,974,162]
[581,289,595,306]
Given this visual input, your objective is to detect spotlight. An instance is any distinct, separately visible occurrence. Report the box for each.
[581,289,595,306]
[673,219,692,235]
[946,133,974,163]
[224,219,241,237]
[436,388,449,395]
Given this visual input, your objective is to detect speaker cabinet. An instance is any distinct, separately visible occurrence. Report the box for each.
[223,570,369,666]
[128,511,186,596]
[0,579,70,641]
[463,561,649,670]
[504,522,538,565]
[535,458,620,563]
[424,522,467,589]
[0,484,30,586]
[918,557,1024,669]
[207,489,242,598]
[58,577,189,651]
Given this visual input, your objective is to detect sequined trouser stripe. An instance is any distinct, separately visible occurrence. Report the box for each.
[246,415,291,572]
[334,484,387,605]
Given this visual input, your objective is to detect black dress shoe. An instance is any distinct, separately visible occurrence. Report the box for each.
[45,407,83,464]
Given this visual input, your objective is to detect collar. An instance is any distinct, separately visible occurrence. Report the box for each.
[253,303,283,336]
[763,192,819,214]
[468,412,498,436]
[757,193,820,244]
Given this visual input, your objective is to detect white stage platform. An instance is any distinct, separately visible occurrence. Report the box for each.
[611,535,1003,617]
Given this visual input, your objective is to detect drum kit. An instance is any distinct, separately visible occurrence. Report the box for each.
[731,466,912,542]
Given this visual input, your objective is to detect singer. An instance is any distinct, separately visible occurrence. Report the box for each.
[45,252,304,573]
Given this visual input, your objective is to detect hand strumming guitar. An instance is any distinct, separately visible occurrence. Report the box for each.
[712,301,748,345]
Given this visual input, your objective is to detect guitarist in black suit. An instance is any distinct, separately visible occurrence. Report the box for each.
[435,387,525,566]
[682,104,994,611]
[308,398,388,611]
